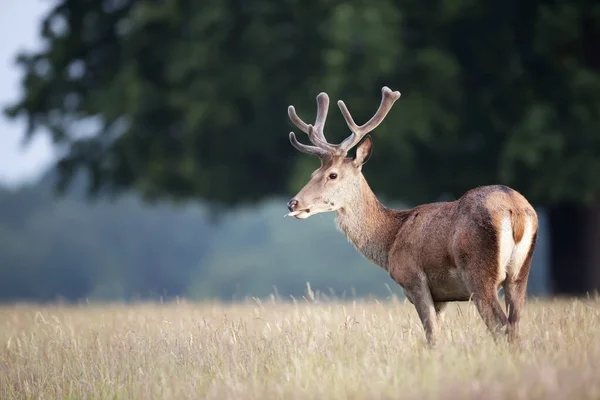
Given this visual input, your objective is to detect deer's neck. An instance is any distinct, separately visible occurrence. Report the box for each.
[335,176,401,270]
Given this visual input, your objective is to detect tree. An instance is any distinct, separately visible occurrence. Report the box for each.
[6,0,600,295]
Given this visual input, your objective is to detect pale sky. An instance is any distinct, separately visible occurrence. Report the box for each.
[0,0,54,187]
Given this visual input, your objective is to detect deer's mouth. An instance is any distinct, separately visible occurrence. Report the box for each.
[286,209,311,219]
[287,204,338,219]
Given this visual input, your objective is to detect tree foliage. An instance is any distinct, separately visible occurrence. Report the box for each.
[5,0,600,296]
[8,0,600,207]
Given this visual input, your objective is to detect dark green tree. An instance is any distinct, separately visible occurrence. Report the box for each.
[6,0,600,295]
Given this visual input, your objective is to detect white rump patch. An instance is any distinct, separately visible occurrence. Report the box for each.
[498,215,535,283]
[498,217,513,283]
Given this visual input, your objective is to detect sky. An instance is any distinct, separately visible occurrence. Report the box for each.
[0,0,54,187]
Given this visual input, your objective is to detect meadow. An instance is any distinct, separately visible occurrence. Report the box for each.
[1,295,600,399]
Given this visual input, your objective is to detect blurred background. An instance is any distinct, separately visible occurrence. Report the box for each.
[1,0,599,303]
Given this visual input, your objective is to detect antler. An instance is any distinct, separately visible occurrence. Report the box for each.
[288,86,401,159]
[288,125,331,159]
[337,86,401,153]
[288,92,338,159]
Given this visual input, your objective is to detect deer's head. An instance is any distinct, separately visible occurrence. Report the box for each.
[286,86,401,219]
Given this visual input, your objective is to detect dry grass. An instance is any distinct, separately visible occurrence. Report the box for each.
[1,296,600,400]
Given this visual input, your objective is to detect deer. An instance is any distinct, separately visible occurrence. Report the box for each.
[285,86,538,345]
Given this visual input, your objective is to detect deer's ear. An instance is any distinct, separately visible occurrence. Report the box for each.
[353,135,373,167]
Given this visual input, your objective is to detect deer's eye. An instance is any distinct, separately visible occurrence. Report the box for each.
[329,173,338,180]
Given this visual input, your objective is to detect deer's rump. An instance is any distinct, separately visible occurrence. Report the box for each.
[396,185,538,303]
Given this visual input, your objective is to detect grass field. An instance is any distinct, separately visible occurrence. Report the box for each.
[1,296,600,399]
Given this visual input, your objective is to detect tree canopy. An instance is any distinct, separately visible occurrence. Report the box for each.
[7,0,600,207]
[5,0,600,296]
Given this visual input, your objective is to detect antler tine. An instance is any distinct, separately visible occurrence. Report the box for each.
[288,105,310,134]
[288,126,331,160]
[288,92,335,151]
[337,86,401,152]
[311,93,333,148]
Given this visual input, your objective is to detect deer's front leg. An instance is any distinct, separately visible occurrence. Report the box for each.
[403,278,438,345]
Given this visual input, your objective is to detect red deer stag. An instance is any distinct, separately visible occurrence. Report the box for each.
[285,86,538,344]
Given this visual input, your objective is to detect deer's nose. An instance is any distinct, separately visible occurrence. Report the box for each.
[287,199,299,212]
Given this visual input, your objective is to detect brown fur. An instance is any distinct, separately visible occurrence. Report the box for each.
[294,163,538,344]
[511,210,527,244]
[485,190,529,243]
[286,87,539,345]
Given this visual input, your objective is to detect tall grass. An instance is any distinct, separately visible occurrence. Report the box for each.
[1,296,599,399]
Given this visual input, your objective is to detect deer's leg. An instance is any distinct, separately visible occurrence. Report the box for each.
[404,281,438,345]
[469,284,508,339]
[457,243,509,339]
[503,251,534,343]
[462,264,507,338]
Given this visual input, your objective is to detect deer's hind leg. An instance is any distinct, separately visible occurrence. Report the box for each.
[503,233,536,343]
[459,245,508,339]
[460,256,508,338]
[470,281,508,339]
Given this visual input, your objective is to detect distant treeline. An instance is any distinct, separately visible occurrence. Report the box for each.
[0,175,550,303]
